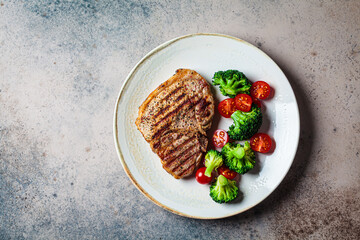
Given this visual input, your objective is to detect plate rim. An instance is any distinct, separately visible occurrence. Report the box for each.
[113,33,300,219]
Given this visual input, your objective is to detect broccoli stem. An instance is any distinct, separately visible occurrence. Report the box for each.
[224,87,237,96]
[205,161,216,177]
[218,175,228,186]
[233,147,245,159]
[219,78,226,86]
[216,175,228,199]
[231,110,246,126]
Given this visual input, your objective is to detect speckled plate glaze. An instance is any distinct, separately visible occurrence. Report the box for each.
[114,33,300,219]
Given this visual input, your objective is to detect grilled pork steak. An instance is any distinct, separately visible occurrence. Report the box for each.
[135,69,215,179]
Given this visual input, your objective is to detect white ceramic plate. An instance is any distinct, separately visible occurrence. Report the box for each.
[114,33,300,219]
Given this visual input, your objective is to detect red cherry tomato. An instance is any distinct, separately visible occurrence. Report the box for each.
[218,98,237,118]
[250,133,273,153]
[252,97,261,108]
[250,81,271,100]
[235,94,253,112]
[212,129,229,148]
[218,166,237,180]
[196,167,212,184]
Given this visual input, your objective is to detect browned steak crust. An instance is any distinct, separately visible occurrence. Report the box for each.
[135,69,214,179]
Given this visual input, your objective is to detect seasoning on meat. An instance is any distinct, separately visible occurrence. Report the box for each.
[135,69,215,179]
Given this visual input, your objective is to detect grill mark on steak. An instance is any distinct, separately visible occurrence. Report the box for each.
[162,86,182,102]
[153,105,170,118]
[189,97,205,108]
[171,152,198,174]
[152,87,184,119]
[174,93,186,102]
[163,130,189,146]
[164,148,198,172]
[160,135,196,159]
[164,148,200,176]
[202,110,211,118]
[197,98,206,109]
[177,161,197,178]
[199,99,212,111]
[153,98,191,127]
[151,122,171,140]
[162,145,198,171]
[162,137,198,164]
[152,129,194,153]
[154,95,204,131]
[135,69,214,179]
[182,98,203,117]
[152,141,161,150]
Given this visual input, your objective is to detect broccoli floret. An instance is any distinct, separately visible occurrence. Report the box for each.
[210,175,239,203]
[204,150,223,177]
[221,141,255,174]
[212,70,252,98]
[228,106,262,140]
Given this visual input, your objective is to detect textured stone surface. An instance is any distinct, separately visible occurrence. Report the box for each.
[1,0,359,239]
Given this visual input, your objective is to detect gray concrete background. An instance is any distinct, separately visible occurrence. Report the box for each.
[1,0,359,239]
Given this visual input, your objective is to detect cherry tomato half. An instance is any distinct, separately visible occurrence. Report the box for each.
[235,94,253,112]
[212,129,229,148]
[250,133,273,153]
[218,166,237,180]
[196,167,212,184]
[218,98,237,118]
[250,81,271,100]
[252,97,261,108]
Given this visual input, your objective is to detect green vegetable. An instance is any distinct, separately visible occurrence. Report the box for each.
[212,70,252,98]
[204,150,223,177]
[210,175,239,203]
[228,106,262,140]
[221,141,255,174]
